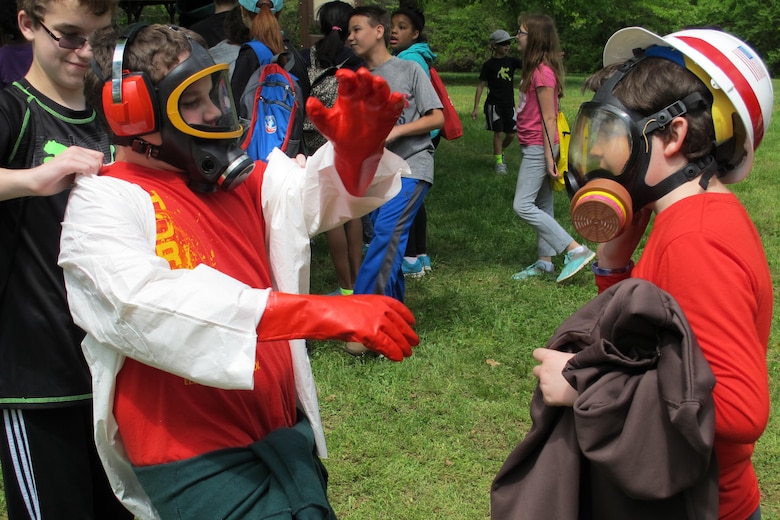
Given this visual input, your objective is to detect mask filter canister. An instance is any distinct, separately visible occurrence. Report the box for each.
[570,178,633,242]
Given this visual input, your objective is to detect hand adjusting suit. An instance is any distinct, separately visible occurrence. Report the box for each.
[260,69,417,361]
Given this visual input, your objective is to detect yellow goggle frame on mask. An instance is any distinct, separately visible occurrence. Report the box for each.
[166,63,244,140]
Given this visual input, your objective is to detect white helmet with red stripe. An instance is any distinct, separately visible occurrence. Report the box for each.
[603,27,773,183]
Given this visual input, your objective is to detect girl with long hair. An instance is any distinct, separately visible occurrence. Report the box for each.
[512,13,594,283]
[230,0,286,106]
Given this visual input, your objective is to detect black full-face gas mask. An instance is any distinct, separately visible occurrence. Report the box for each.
[564,47,716,243]
[102,24,254,192]
[154,44,254,192]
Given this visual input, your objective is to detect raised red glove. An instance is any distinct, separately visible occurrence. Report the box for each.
[306,67,406,197]
[258,292,418,361]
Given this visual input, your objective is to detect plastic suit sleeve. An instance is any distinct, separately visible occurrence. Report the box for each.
[59,174,265,390]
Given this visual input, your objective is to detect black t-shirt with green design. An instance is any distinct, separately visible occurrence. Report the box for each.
[0,79,112,407]
[479,55,523,107]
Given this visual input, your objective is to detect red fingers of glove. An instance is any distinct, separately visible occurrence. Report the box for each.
[258,292,418,361]
[306,67,406,197]
[306,68,405,145]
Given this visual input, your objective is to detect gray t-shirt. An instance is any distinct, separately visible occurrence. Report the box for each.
[209,40,241,76]
[372,56,442,184]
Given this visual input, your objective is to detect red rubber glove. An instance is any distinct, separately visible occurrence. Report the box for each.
[306,67,406,197]
[258,292,418,361]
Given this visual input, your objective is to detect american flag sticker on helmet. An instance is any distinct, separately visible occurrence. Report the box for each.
[733,45,767,82]
[678,35,765,147]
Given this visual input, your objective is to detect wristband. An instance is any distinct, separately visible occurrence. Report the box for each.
[591,260,634,276]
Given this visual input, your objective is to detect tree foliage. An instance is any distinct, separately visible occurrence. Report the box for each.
[146,0,778,75]
[417,0,779,75]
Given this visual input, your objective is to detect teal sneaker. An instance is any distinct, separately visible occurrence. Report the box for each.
[512,260,554,281]
[402,258,425,278]
[556,247,596,283]
[418,254,432,272]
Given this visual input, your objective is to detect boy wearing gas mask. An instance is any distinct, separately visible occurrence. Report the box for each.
[532,27,773,519]
[59,23,418,519]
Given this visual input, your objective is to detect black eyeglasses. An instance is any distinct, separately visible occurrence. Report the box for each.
[39,21,89,50]
[517,30,528,37]
[498,41,512,46]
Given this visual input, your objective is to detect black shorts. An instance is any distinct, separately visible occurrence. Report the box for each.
[484,103,516,133]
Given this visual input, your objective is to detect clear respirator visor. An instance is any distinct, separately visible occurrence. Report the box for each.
[165,63,243,140]
[568,103,637,187]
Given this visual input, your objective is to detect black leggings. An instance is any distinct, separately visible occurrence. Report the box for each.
[404,202,427,257]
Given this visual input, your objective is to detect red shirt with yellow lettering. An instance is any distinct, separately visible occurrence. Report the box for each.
[104,162,297,466]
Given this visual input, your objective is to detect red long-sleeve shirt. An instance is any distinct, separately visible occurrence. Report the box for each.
[597,192,771,520]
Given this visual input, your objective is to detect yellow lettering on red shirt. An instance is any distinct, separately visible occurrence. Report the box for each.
[148,190,185,268]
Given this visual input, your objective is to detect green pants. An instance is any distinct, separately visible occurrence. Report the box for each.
[134,415,336,519]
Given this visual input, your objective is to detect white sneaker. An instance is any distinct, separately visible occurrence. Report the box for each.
[495,163,508,175]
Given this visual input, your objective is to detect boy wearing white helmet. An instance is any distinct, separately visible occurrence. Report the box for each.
[532,27,773,520]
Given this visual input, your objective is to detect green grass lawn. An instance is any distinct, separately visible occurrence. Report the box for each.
[305,74,780,519]
[1,74,778,519]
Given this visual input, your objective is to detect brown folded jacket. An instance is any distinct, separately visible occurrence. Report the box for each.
[491,278,718,520]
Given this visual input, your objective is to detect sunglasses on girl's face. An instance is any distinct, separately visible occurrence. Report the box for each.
[39,21,89,50]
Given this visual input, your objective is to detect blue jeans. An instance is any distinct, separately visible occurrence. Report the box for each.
[512,144,573,258]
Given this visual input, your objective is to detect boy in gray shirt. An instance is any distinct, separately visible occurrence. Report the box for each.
[345,5,443,355]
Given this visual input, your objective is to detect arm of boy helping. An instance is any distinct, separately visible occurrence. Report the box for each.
[306,67,406,196]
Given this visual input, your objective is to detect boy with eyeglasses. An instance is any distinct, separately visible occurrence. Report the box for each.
[0,1,132,518]
[471,29,522,174]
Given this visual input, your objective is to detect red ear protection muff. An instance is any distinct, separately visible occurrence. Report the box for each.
[570,178,633,243]
[102,23,160,137]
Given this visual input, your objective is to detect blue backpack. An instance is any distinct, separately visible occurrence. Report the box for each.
[237,41,304,161]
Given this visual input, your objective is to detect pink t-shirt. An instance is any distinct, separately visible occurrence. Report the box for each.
[516,63,558,146]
